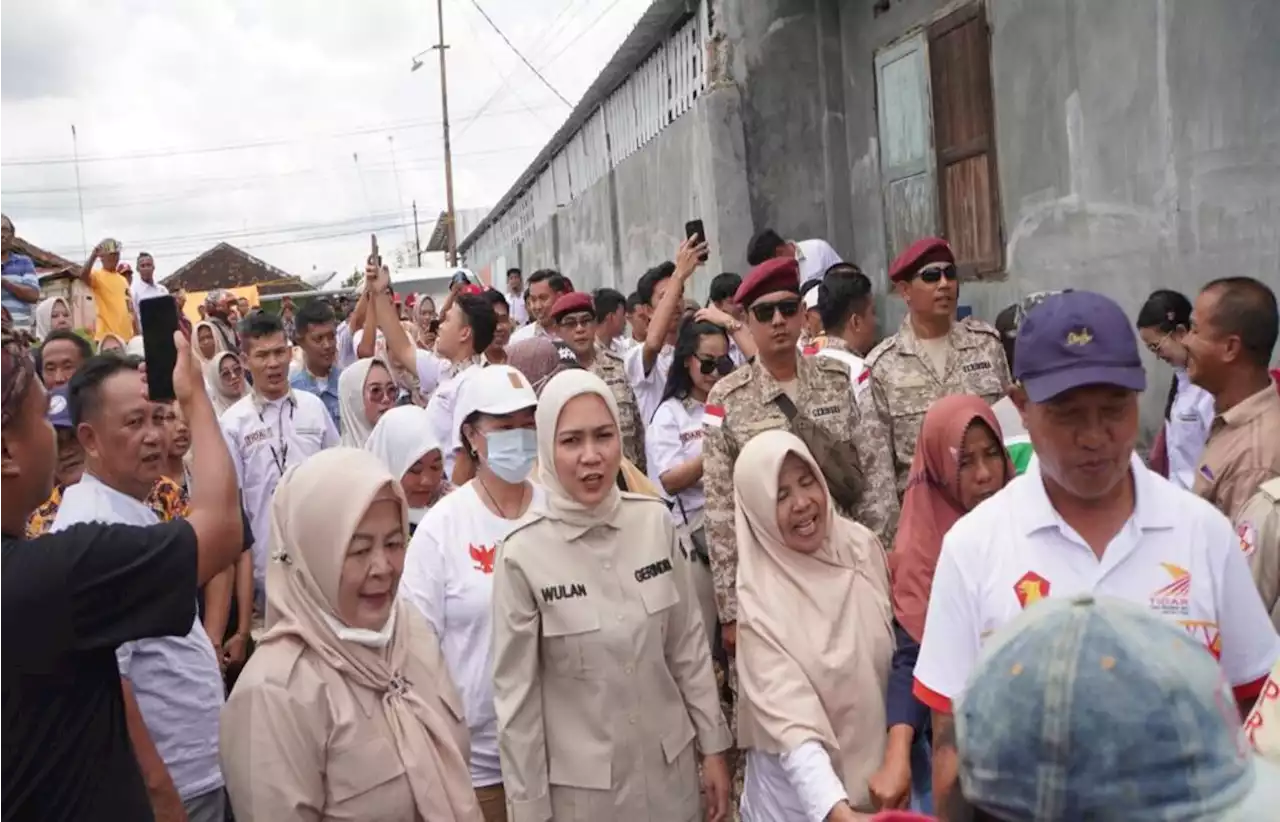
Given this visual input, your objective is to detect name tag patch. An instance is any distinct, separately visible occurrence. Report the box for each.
[541,583,588,602]
[811,405,839,418]
[243,428,272,448]
[634,558,673,583]
[962,361,993,374]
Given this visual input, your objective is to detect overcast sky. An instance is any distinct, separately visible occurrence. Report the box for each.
[1,0,649,283]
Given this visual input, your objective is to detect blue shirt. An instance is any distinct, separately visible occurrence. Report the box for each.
[2,253,39,323]
[290,364,342,428]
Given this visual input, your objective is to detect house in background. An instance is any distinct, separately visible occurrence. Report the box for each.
[26,238,98,331]
[163,241,314,311]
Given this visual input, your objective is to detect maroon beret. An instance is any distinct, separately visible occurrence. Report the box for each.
[735,257,801,307]
[551,291,595,321]
[889,236,955,283]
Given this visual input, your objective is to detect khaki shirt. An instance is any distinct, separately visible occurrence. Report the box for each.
[220,610,471,822]
[590,343,647,473]
[1235,475,1280,631]
[861,316,1011,496]
[1194,382,1280,520]
[703,356,899,623]
[492,494,731,822]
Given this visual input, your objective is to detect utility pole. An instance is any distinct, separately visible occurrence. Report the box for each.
[70,125,88,257]
[412,200,423,266]
[434,0,458,267]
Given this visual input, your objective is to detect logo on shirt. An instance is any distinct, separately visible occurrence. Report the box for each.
[1238,522,1257,558]
[634,558,673,583]
[1065,328,1093,346]
[469,543,496,575]
[1013,571,1051,609]
[1149,563,1191,616]
[243,427,272,448]
[1178,619,1222,659]
[679,428,703,445]
[541,583,588,603]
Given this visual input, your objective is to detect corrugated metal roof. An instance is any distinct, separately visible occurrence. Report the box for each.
[458,0,696,254]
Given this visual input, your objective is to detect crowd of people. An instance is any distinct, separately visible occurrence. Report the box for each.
[4,213,1280,822]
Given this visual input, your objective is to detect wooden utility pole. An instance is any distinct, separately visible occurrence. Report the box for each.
[412,200,423,265]
[434,0,458,267]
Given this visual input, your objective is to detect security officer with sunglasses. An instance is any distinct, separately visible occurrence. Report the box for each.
[702,255,900,661]
[861,236,1012,498]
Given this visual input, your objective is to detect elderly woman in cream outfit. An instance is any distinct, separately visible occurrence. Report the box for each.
[219,448,482,821]
[491,370,733,821]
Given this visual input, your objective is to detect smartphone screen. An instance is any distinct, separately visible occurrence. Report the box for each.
[684,219,709,262]
[139,296,180,401]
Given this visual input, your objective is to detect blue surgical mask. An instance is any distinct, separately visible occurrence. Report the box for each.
[483,428,538,483]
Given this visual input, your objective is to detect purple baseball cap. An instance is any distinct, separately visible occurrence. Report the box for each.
[1013,290,1146,402]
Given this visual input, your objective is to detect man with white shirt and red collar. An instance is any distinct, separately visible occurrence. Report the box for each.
[913,290,1280,809]
[220,312,338,616]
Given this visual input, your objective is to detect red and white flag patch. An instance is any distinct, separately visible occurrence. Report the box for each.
[704,404,725,429]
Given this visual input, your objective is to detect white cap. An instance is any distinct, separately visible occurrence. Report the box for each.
[452,364,538,444]
[803,285,822,310]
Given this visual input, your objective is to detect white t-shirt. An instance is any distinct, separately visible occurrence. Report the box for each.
[220,390,339,607]
[647,396,707,524]
[1165,369,1216,492]
[415,349,445,398]
[795,239,842,285]
[914,454,1280,712]
[741,742,847,822]
[509,321,551,345]
[51,474,225,802]
[507,291,529,325]
[424,358,482,478]
[399,482,546,787]
[131,279,168,312]
[624,343,674,424]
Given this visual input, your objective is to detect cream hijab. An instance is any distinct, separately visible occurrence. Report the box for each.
[339,356,390,448]
[365,405,444,524]
[734,430,893,812]
[35,297,71,339]
[192,319,225,367]
[533,369,623,529]
[204,350,245,416]
[261,448,481,821]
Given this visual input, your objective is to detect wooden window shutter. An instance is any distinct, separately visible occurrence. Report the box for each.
[929,4,1003,276]
[875,32,939,265]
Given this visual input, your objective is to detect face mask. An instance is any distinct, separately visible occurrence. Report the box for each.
[482,428,537,483]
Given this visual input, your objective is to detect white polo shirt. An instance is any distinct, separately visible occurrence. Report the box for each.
[509,321,551,345]
[647,395,707,525]
[425,356,482,479]
[221,390,339,607]
[914,454,1280,712]
[624,343,674,424]
[131,278,168,311]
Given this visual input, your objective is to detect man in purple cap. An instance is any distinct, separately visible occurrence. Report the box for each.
[860,237,1011,496]
[912,290,1279,808]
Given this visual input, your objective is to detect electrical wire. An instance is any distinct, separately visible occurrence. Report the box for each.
[464,0,573,107]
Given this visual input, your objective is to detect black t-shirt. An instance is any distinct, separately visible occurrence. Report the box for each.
[2,520,199,822]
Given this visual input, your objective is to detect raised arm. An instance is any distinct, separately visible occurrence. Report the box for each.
[76,242,102,285]
[369,264,419,377]
[643,237,704,374]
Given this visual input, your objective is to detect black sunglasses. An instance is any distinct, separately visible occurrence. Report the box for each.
[696,354,735,376]
[914,264,958,284]
[749,298,802,323]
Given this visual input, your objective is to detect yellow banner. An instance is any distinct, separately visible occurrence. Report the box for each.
[183,284,260,324]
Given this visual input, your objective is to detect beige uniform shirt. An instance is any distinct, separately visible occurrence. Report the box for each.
[702,356,899,623]
[861,315,1011,496]
[1194,382,1280,521]
[589,343,646,472]
[492,494,732,822]
[1235,475,1280,631]
[219,611,471,822]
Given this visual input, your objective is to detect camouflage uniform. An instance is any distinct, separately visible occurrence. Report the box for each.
[589,342,646,472]
[860,315,1012,497]
[703,355,899,625]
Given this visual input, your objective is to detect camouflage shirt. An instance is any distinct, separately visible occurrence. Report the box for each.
[860,315,1011,497]
[589,342,646,472]
[703,355,899,623]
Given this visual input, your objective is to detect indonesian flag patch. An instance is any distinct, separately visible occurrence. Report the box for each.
[854,367,871,397]
[704,404,725,429]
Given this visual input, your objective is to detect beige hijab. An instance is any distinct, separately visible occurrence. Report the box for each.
[261,447,481,821]
[734,430,893,811]
[204,350,245,416]
[192,319,226,367]
[533,369,623,529]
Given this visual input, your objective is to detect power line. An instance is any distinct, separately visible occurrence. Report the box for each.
[465,0,573,107]
[543,0,630,68]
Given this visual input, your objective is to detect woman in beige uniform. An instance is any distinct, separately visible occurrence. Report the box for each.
[492,370,733,821]
[219,448,482,821]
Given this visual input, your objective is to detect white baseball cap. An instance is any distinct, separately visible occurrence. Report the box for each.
[452,364,538,442]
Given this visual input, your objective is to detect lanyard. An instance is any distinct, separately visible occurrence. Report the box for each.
[257,396,297,477]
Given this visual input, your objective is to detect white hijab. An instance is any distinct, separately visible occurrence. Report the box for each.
[35,297,70,339]
[205,350,245,416]
[339,356,390,448]
[364,405,444,524]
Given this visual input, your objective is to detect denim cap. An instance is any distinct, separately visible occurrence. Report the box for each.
[47,385,71,428]
[956,595,1280,821]
[1013,290,1146,402]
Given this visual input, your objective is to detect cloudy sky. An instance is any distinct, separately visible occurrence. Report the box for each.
[1,0,649,283]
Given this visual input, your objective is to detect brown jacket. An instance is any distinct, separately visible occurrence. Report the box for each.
[1194,382,1280,520]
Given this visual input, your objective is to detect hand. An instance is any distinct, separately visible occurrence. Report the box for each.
[675,235,708,279]
[825,801,869,822]
[700,752,730,822]
[695,306,735,329]
[364,259,380,290]
[92,238,113,258]
[170,330,206,406]
[868,756,912,810]
[375,265,392,294]
[721,621,737,656]
[209,640,226,673]
[224,633,249,668]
